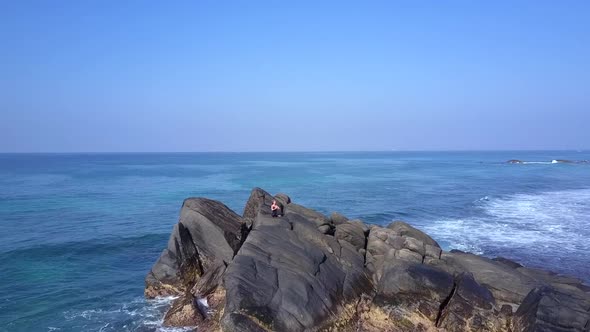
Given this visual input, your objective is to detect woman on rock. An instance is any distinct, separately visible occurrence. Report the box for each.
[271,200,283,218]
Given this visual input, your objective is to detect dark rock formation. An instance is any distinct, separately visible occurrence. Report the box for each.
[145,198,245,298]
[329,211,349,225]
[222,189,372,331]
[274,193,291,205]
[334,222,366,252]
[164,295,203,327]
[146,188,590,331]
[513,286,590,332]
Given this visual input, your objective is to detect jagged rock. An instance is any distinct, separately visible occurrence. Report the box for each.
[434,251,541,306]
[387,221,440,248]
[274,193,291,205]
[375,259,455,321]
[243,187,274,219]
[329,211,349,225]
[191,259,227,297]
[334,222,366,251]
[365,223,441,283]
[493,256,524,269]
[145,188,590,332]
[221,203,372,332]
[163,295,202,327]
[317,224,333,235]
[436,273,506,331]
[285,202,330,228]
[145,198,244,298]
[516,266,588,290]
[512,285,590,332]
[349,219,370,234]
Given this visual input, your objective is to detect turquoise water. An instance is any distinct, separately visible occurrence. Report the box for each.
[1,151,589,331]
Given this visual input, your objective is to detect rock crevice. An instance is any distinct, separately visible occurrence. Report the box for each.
[435,281,457,327]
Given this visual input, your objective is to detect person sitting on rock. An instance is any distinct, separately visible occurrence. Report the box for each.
[271,200,283,218]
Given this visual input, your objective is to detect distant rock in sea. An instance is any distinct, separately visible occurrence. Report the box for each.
[507,159,590,164]
[145,188,590,331]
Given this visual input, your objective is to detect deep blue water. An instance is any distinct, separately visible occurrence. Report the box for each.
[1,151,589,331]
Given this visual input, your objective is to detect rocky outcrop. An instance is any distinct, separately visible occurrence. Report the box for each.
[146,188,590,331]
[145,198,245,298]
[513,285,590,332]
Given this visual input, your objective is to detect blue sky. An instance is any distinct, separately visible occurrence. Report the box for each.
[1,1,589,152]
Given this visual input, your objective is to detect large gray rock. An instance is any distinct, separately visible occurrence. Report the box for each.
[433,251,541,306]
[387,221,440,248]
[375,259,455,321]
[513,285,590,332]
[436,273,505,331]
[366,223,442,283]
[221,201,372,332]
[329,211,349,225]
[284,203,330,227]
[145,198,244,298]
[274,193,291,205]
[334,222,366,252]
[243,187,275,220]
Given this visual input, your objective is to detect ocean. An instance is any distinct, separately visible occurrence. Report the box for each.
[1,151,589,331]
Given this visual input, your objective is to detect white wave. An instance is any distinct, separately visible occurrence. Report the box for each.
[521,161,555,165]
[424,188,590,256]
[62,296,186,331]
[197,297,208,308]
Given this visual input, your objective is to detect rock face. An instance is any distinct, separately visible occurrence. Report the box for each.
[145,197,246,298]
[146,188,590,331]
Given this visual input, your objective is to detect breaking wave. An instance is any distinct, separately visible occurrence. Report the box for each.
[423,188,590,279]
[62,296,194,331]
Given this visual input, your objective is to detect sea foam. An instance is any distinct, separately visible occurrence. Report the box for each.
[423,188,590,275]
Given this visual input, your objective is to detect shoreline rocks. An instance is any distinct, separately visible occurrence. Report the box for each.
[146,188,590,331]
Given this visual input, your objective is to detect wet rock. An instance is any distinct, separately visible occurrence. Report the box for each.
[163,295,202,327]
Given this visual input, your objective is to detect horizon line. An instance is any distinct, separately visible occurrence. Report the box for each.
[0,149,587,154]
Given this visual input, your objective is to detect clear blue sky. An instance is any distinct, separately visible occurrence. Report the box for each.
[1,1,589,152]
